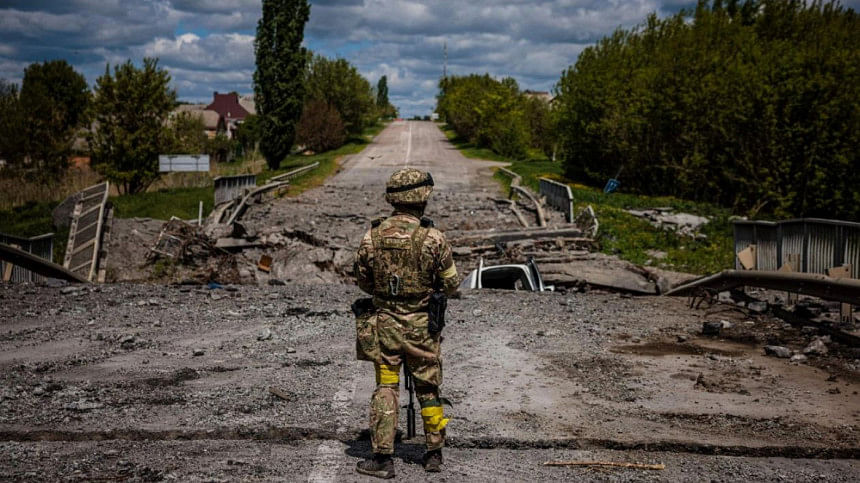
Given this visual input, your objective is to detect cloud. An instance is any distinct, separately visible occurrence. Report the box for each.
[2,0,858,117]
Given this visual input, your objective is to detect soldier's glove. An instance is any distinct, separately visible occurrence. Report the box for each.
[428,292,447,335]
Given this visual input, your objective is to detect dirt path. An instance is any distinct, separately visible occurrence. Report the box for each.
[2,121,859,481]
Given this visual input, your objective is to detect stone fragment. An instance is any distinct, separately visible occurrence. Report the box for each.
[64,401,104,411]
[193,349,205,356]
[60,286,80,295]
[257,328,272,341]
[764,345,792,358]
[748,301,768,313]
[803,338,828,356]
[790,354,808,363]
[702,321,722,336]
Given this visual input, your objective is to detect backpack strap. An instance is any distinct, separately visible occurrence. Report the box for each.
[370,221,384,295]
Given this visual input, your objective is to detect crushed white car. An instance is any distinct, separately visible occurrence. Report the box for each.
[460,257,554,292]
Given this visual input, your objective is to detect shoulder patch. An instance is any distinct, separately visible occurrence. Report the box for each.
[420,216,434,228]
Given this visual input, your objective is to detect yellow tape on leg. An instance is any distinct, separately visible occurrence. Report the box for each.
[421,406,449,433]
[375,364,400,385]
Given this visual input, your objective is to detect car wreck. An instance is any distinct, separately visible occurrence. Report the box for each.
[460,257,554,292]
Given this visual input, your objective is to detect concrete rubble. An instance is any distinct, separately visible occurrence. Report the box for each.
[626,207,710,238]
[8,122,856,481]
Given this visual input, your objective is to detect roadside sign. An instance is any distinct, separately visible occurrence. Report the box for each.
[158,154,210,173]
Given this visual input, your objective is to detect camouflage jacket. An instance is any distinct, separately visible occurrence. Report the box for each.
[355,212,459,313]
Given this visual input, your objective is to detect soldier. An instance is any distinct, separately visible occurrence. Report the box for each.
[353,168,459,479]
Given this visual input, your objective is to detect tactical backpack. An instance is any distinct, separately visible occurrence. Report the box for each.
[370,216,435,300]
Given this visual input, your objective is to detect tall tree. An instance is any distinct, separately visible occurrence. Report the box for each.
[305,55,375,134]
[0,79,24,167]
[376,75,389,108]
[254,0,311,170]
[88,58,176,195]
[19,60,89,177]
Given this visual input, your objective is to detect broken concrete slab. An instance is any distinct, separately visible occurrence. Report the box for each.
[540,258,657,294]
[764,346,792,358]
[627,208,709,238]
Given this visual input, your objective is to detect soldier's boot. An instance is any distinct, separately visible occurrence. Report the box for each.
[422,449,443,472]
[356,453,395,479]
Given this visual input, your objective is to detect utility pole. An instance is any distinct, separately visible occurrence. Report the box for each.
[443,41,447,79]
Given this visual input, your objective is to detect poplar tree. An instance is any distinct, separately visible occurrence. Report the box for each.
[254,0,311,170]
[376,75,389,108]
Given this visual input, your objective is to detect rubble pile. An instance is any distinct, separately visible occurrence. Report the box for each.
[145,218,240,285]
[626,208,710,238]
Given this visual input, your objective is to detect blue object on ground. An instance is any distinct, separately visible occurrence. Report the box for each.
[604,178,620,194]
[207,281,224,290]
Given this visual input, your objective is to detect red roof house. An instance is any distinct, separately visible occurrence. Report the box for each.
[205,92,251,122]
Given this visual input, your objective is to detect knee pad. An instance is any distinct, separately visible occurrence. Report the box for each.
[375,364,400,386]
[420,405,449,433]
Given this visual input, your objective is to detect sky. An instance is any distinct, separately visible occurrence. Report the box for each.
[1,0,858,118]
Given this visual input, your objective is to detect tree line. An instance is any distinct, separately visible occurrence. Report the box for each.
[436,74,553,160]
[1,0,393,195]
[437,0,859,220]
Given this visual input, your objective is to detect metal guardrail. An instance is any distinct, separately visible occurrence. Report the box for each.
[0,232,53,283]
[733,218,860,278]
[539,178,574,223]
[270,162,320,182]
[63,182,112,282]
[214,174,257,205]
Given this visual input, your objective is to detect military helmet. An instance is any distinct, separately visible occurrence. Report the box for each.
[384,168,434,205]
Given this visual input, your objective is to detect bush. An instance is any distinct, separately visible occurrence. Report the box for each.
[436,74,538,159]
[554,0,859,220]
[296,100,346,152]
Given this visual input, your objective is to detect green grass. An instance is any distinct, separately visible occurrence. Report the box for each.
[502,160,734,275]
[0,200,69,264]
[114,122,389,218]
[438,123,734,275]
[258,122,388,195]
[439,124,509,162]
[112,186,214,220]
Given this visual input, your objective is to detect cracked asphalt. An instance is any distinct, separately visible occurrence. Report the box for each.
[1,122,858,481]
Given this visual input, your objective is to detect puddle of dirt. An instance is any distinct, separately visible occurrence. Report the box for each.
[611,341,744,358]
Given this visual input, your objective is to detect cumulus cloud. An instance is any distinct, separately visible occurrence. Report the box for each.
[2,0,858,116]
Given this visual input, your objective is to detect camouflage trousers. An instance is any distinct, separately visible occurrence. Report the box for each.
[369,310,447,454]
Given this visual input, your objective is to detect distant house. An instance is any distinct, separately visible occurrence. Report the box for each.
[172,104,226,139]
[523,90,554,105]
[206,92,254,138]
[238,94,256,116]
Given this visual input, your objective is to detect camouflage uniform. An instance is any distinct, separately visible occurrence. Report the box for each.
[354,169,459,456]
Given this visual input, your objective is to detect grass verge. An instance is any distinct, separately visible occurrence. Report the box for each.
[112,186,215,221]
[439,122,733,275]
[258,121,388,195]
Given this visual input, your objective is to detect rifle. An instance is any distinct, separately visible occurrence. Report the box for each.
[404,365,416,439]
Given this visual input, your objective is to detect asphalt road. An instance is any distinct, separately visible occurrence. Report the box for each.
[1,122,858,481]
